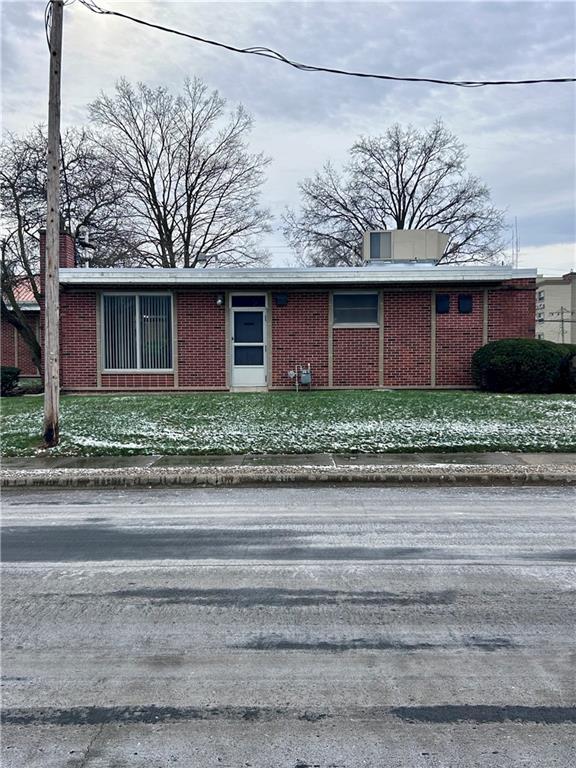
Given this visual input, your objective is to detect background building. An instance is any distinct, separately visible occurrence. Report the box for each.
[535,274,576,344]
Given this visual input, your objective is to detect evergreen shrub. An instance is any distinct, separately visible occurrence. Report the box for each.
[471,339,570,393]
[1,366,21,396]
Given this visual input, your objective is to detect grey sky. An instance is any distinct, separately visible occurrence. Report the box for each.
[1,0,575,272]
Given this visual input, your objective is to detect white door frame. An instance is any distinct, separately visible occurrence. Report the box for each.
[229,293,268,389]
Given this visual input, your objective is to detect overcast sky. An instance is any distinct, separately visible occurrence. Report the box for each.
[2,0,575,273]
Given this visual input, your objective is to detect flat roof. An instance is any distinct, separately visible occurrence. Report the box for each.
[60,264,538,287]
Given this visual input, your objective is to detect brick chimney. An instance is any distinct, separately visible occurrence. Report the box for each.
[39,228,76,276]
[38,229,76,377]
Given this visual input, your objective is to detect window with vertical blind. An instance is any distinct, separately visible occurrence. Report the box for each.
[102,294,173,370]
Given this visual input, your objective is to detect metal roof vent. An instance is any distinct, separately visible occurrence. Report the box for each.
[363,229,449,264]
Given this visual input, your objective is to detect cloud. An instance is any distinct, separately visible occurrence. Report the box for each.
[516,242,576,275]
[1,0,574,272]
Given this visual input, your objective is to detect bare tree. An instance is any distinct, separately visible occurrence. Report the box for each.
[284,120,506,266]
[1,126,134,369]
[89,78,272,268]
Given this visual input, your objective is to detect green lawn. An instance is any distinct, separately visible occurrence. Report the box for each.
[1,390,575,457]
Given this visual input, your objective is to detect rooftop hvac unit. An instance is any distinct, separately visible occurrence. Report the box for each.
[362,229,449,264]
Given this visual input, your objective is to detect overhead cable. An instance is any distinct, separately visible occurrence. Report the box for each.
[76,0,576,88]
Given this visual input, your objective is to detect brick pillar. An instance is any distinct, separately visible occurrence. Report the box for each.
[38,229,76,376]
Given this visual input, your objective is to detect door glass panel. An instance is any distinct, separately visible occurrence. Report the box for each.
[234,346,264,366]
[234,312,263,343]
[231,295,266,307]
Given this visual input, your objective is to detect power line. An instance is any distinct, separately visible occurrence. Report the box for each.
[44,1,52,48]
[77,0,575,88]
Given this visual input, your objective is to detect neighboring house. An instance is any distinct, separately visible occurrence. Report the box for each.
[1,281,40,378]
[3,228,537,392]
[535,273,576,344]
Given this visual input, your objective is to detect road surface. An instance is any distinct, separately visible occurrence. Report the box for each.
[1,486,575,767]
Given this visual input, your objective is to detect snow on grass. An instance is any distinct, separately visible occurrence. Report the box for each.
[1,390,575,456]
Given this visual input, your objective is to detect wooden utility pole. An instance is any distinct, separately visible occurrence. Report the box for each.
[545,306,575,344]
[43,0,64,447]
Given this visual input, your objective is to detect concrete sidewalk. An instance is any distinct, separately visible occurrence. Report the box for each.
[2,451,576,470]
[1,452,575,488]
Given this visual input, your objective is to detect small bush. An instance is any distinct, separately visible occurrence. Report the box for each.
[472,339,569,393]
[1,366,21,396]
[559,350,576,393]
[17,378,43,395]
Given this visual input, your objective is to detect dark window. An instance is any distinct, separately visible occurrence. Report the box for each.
[458,294,473,314]
[234,312,263,343]
[234,346,264,366]
[436,294,450,314]
[333,293,379,324]
[231,295,266,307]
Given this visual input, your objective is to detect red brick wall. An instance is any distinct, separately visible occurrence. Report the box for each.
[488,279,536,341]
[383,291,432,386]
[17,313,39,375]
[333,328,379,387]
[271,292,329,387]
[1,313,40,376]
[101,374,174,389]
[60,292,98,388]
[50,278,537,392]
[58,290,226,391]
[435,291,483,386]
[177,292,227,388]
[1,316,16,368]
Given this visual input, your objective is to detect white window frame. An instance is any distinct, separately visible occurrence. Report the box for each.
[332,290,380,328]
[101,292,174,373]
[229,292,268,369]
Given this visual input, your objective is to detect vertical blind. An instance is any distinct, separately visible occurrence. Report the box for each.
[103,294,172,370]
[140,295,172,369]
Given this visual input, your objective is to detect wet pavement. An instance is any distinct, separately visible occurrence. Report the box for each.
[1,485,575,767]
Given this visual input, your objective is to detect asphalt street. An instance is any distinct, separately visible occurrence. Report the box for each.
[1,485,575,767]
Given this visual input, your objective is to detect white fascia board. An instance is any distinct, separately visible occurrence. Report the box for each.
[60,266,538,286]
[16,301,40,311]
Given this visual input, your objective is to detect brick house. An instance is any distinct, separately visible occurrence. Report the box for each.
[2,228,536,391]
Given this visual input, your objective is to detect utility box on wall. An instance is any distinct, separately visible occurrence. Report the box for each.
[299,369,311,386]
[363,229,449,264]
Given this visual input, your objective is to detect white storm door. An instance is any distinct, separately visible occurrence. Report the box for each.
[231,295,267,387]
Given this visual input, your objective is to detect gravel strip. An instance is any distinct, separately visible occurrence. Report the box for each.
[1,464,575,488]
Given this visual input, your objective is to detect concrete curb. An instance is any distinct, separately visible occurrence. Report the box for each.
[1,464,575,489]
